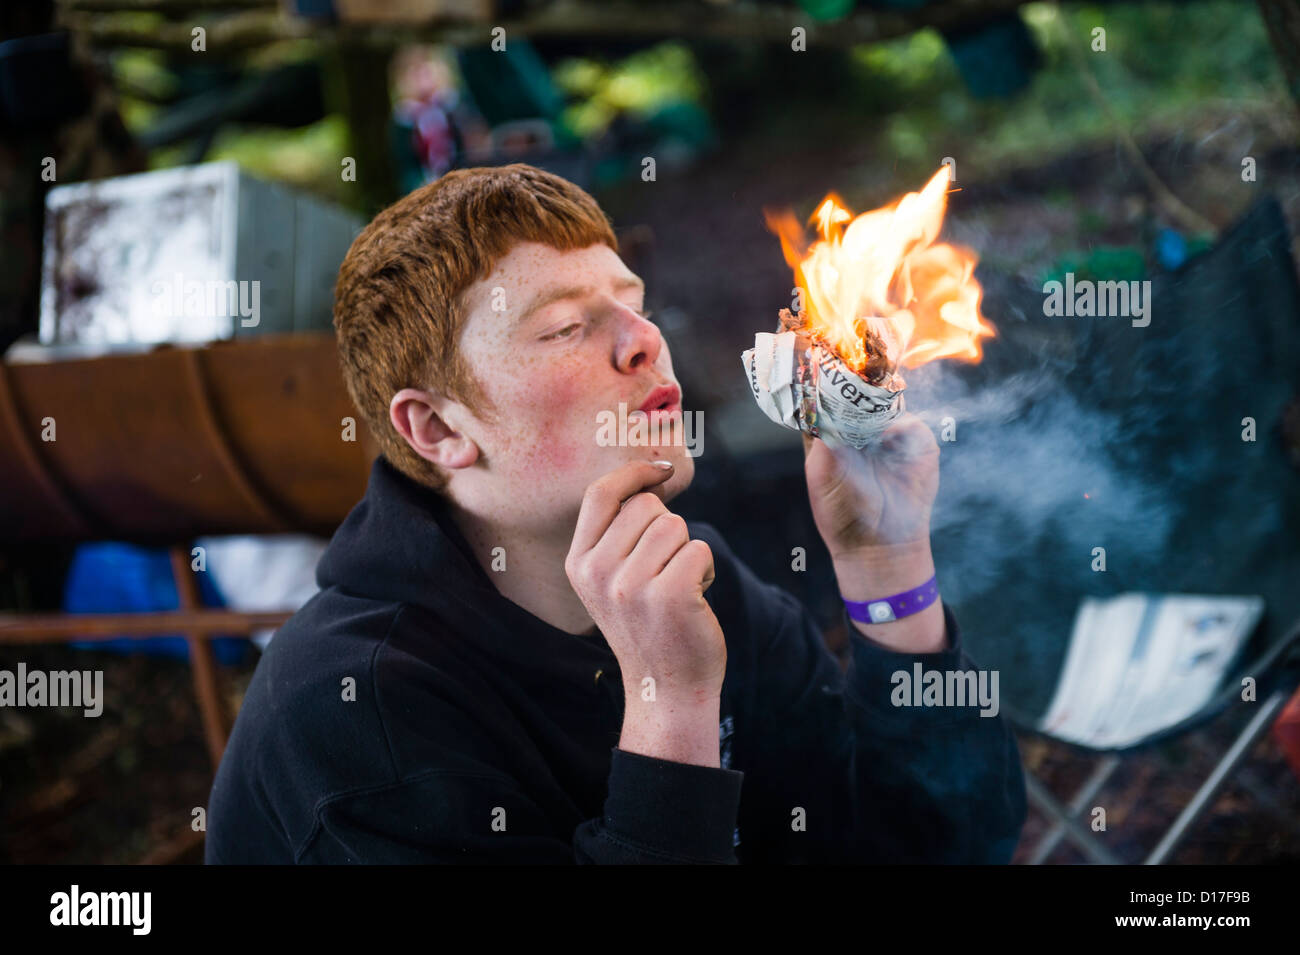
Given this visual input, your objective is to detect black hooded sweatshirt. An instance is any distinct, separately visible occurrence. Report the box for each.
[206,455,1027,864]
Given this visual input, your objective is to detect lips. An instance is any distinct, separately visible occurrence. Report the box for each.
[638,384,682,415]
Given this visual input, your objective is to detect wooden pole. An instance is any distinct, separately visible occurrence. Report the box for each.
[169,546,231,772]
[324,37,399,213]
[60,0,1033,54]
[0,609,291,641]
[1258,0,1300,121]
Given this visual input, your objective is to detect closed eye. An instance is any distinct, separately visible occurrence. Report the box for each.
[542,323,582,341]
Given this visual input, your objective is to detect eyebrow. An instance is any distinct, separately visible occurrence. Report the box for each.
[515,276,645,327]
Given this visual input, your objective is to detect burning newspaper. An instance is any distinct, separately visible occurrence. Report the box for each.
[743,322,905,450]
[743,165,994,446]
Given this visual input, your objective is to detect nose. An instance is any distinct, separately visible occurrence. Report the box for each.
[613,305,663,373]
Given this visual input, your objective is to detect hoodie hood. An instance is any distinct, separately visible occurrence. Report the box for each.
[317,455,495,610]
[315,455,619,691]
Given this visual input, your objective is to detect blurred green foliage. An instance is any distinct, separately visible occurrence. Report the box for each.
[851,1,1285,185]
[553,42,706,139]
[1046,245,1149,284]
[114,45,350,201]
[112,1,1286,203]
[168,116,352,202]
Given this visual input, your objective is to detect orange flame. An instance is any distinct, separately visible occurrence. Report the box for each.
[765,165,994,376]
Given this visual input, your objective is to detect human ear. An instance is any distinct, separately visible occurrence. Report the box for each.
[389,387,479,470]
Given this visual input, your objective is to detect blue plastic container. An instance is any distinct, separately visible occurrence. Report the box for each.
[63,542,250,665]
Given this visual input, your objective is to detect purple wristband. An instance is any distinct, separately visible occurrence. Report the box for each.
[843,575,939,624]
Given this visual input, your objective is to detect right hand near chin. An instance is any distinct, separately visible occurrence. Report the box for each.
[565,460,727,709]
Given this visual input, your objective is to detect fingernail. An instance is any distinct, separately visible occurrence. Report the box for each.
[651,459,674,470]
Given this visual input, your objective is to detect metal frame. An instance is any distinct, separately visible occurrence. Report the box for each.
[1024,621,1300,867]
[0,545,292,770]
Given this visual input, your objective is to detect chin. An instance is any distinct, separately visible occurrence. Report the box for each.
[661,456,695,502]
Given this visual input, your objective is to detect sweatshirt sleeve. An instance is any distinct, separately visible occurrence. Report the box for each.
[706,534,1027,864]
[293,751,743,864]
[573,748,744,863]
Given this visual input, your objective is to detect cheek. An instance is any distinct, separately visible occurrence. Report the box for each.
[520,422,582,474]
[496,361,594,475]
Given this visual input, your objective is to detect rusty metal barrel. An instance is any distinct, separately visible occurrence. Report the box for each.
[0,332,377,544]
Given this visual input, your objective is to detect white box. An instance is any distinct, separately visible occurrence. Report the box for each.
[39,161,363,348]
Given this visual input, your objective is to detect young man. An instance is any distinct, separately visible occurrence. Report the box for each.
[206,163,1027,864]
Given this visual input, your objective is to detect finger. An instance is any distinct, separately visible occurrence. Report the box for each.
[878,414,939,458]
[570,460,675,556]
[804,432,842,479]
[624,511,691,578]
[659,538,716,595]
[802,433,814,458]
[597,492,669,562]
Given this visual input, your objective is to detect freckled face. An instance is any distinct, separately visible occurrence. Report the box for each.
[450,242,694,531]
